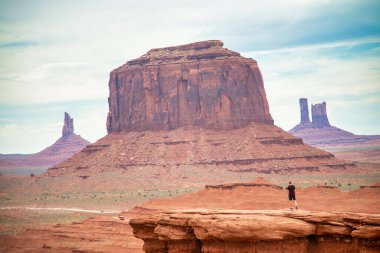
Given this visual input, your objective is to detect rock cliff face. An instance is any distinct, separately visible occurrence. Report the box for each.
[130,210,380,253]
[62,112,74,136]
[311,102,331,128]
[300,98,310,124]
[106,40,273,133]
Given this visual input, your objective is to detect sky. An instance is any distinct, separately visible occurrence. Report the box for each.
[0,0,379,153]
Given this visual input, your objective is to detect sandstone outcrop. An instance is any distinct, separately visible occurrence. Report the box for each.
[130,209,380,253]
[62,112,74,137]
[106,40,273,133]
[300,98,311,124]
[311,102,331,128]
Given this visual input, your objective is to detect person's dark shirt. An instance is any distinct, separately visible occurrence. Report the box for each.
[287,184,295,195]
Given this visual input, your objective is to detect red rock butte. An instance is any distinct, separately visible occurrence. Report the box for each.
[106,40,273,133]
[46,41,353,183]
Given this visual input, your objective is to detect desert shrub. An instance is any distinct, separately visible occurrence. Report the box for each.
[30,173,35,178]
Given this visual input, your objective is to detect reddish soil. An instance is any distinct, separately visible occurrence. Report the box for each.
[131,178,380,214]
[319,139,380,164]
[0,134,90,168]
[0,211,143,253]
[40,123,359,193]
[1,178,379,253]
[290,125,380,164]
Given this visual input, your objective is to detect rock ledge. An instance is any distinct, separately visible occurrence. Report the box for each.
[130,209,380,253]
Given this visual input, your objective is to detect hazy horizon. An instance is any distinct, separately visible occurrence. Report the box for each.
[1,0,379,153]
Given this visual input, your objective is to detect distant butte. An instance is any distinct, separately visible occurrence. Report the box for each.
[289,98,380,146]
[291,98,332,131]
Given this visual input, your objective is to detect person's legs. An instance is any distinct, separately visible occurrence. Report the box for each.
[289,194,296,209]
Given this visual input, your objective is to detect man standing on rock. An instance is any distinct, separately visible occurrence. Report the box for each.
[286,181,298,210]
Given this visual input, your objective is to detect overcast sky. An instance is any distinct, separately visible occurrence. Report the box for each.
[0,0,379,153]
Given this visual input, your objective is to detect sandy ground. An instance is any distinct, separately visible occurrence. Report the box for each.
[133,178,380,214]
[0,177,379,252]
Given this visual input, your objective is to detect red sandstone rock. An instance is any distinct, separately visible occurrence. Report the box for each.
[129,210,380,253]
[46,123,354,180]
[106,40,273,133]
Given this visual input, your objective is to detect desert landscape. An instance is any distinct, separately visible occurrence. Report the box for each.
[1,1,379,253]
[1,40,379,252]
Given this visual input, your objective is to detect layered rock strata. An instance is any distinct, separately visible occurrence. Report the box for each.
[46,123,354,180]
[106,40,273,133]
[130,209,380,253]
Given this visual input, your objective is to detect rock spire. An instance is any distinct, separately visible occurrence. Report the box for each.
[62,112,74,137]
[311,102,331,128]
[299,98,310,124]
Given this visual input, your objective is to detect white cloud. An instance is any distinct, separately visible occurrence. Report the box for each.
[0,0,379,153]
[250,37,380,55]
[243,47,380,134]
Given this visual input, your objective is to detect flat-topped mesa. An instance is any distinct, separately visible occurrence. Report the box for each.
[62,112,74,137]
[106,40,273,133]
[311,102,331,128]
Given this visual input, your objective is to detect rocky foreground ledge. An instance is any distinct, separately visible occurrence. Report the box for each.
[129,209,380,253]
